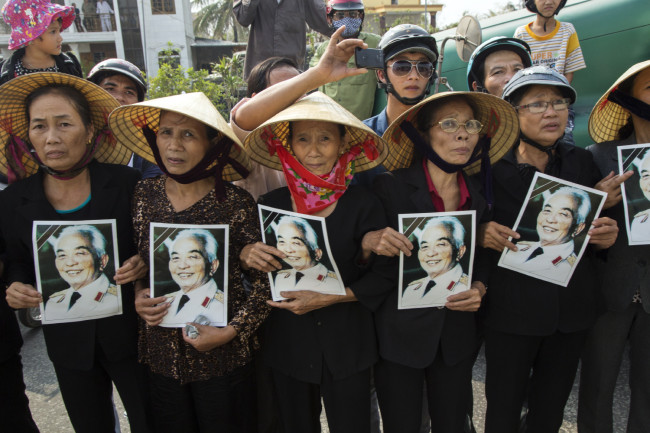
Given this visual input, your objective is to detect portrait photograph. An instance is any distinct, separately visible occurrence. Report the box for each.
[397,211,476,310]
[498,172,607,286]
[149,223,229,328]
[258,205,345,301]
[32,220,122,324]
[617,143,650,245]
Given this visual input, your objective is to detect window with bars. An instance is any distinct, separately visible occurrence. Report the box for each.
[151,0,175,14]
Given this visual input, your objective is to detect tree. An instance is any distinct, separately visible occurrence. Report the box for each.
[192,0,248,41]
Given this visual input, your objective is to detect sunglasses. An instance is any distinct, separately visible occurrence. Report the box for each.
[434,118,483,135]
[332,11,362,19]
[388,60,435,79]
[515,98,572,114]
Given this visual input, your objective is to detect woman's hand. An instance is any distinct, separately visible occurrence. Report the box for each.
[268,288,356,315]
[182,324,238,351]
[445,281,485,312]
[134,286,169,326]
[6,282,42,309]
[240,242,285,272]
[361,228,413,260]
[478,222,520,252]
[115,254,148,285]
[588,217,618,250]
[595,170,634,210]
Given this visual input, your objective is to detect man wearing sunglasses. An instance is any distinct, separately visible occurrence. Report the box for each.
[353,24,438,188]
[310,0,381,120]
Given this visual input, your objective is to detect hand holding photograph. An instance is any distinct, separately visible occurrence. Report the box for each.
[258,205,346,301]
[617,143,650,245]
[398,211,476,309]
[498,172,607,286]
[33,220,122,324]
[150,223,229,328]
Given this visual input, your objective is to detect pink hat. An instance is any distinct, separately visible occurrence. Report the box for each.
[2,0,75,50]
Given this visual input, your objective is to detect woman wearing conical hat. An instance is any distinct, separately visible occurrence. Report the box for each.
[0,72,151,432]
[241,90,394,433]
[578,60,650,433]
[365,89,519,432]
[109,92,270,432]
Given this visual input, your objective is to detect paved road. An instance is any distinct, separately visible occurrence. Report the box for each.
[20,317,631,433]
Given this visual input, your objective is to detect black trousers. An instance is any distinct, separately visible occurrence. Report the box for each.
[375,353,473,433]
[271,365,371,433]
[53,351,152,433]
[148,363,256,433]
[484,328,589,433]
[0,353,39,433]
[578,304,650,433]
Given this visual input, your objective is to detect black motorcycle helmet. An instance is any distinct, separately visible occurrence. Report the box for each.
[87,58,147,102]
[377,24,439,106]
[525,0,567,17]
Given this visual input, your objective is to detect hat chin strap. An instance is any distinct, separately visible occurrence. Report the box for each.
[519,131,562,157]
[380,71,431,106]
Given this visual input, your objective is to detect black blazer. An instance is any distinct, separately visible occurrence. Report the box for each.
[0,161,141,369]
[259,185,395,383]
[589,135,650,314]
[372,164,487,368]
[483,144,605,336]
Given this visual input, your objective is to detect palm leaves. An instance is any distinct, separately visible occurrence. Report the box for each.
[192,0,248,41]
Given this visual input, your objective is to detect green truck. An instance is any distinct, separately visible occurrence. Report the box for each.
[432,0,650,147]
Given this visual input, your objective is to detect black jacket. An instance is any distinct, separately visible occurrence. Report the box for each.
[483,143,605,336]
[372,164,488,368]
[0,161,141,369]
[588,135,650,314]
[0,48,82,85]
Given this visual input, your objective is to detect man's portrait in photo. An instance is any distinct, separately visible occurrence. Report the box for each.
[33,220,122,324]
[258,205,345,301]
[150,224,229,328]
[617,144,650,245]
[398,212,476,309]
[499,173,606,286]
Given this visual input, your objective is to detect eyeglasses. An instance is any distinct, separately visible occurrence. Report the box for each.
[332,11,362,20]
[434,118,483,135]
[388,60,435,79]
[515,98,572,114]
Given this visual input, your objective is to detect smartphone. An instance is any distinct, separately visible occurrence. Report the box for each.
[354,47,384,70]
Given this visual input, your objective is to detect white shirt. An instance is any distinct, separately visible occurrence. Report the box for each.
[630,212,650,244]
[272,262,344,300]
[96,1,113,15]
[501,240,576,282]
[43,274,121,324]
[400,263,469,309]
[159,279,226,328]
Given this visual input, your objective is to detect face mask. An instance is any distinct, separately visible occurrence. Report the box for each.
[332,17,362,39]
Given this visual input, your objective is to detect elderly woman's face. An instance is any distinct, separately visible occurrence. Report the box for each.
[169,237,211,292]
[28,94,94,172]
[536,192,578,246]
[55,233,103,291]
[517,85,568,147]
[276,222,316,271]
[418,224,458,279]
[157,112,211,175]
[631,68,650,121]
[426,99,479,165]
[290,121,345,176]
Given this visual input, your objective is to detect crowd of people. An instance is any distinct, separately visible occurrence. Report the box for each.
[0,0,648,433]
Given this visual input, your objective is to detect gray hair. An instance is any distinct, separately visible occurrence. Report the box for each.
[544,186,592,225]
[56,225,107,261]
[417,216,466,257]
[274,215,319,257]
[170,229,219,263]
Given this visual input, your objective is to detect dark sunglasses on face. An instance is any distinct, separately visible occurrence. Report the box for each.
[388,60,435,79]
[332,11,362,19]
[433,118,483,135]
[515,98,572,114]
